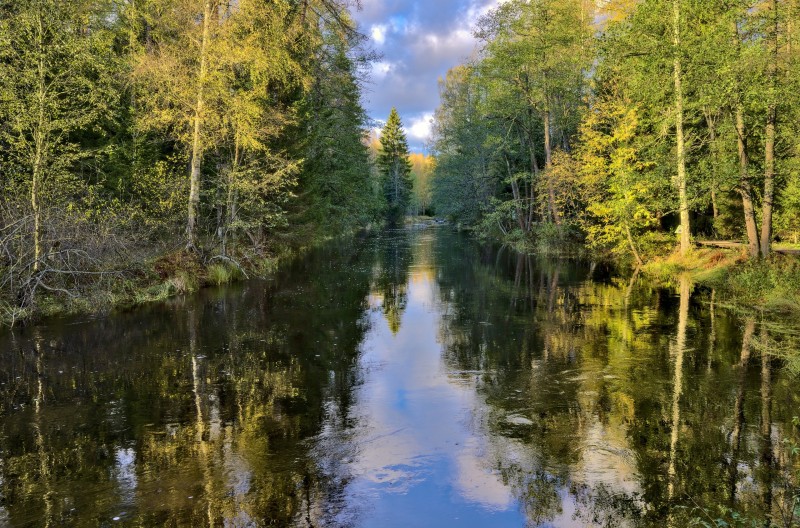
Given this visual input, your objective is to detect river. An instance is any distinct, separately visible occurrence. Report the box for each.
[0,227,797,527]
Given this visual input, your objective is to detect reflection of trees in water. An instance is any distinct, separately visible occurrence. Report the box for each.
[372,230,412,334]
[433,230,800,527]
[0,240,375,526]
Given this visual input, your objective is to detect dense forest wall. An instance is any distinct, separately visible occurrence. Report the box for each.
[0,0,384,323]
[430,0,800,264]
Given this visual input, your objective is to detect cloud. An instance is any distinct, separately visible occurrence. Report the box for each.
[407,112,434,144]
[371,24,388,45]
[353,0,504,151]
[371,60,394,80]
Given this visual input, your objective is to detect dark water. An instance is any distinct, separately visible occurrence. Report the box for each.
[0,228,798,527]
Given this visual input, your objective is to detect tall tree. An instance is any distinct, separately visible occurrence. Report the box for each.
[431,65,497,227]
[672,0,692,256]
[0,0,117,274]
[131,0,229,251]
[378,108,413,223]
[760,0,779,257]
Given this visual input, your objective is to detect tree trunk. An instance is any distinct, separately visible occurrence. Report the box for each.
[186,0,214,251]
[543,109,561,225]
[703,110,719,222]
[32,10,47,273]
[736,105,760,258]
[761,0,778,258]
[625,223,644,267]
[223,142,241,256]
[506,155,526,233]
[673,0,691,256]
[523,116,539,229]
[761,107,776,258]
[32,155,42,274]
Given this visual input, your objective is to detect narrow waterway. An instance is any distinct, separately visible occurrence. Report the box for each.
[0,228,797,527]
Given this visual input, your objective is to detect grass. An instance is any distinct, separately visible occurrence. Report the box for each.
[642,246,800,314]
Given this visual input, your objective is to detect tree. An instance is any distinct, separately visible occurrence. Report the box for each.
[378,108,413,223]
[431,65,498,227]
[296,43,380,235]
[476,0,594,227]
[672,0,692,256]
[0,0,117,301]
[131,0,227,250]
[409,153,435,216]
[577,87,662,265]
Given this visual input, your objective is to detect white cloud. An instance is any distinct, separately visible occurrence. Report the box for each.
[406,113,434,144]
[354,0,511,151]
[371,61,394,80]
[371,23,388,45]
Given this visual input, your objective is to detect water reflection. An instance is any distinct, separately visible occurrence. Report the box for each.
[0,228,797,527]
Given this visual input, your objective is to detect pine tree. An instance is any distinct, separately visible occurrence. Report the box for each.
[378,108,413,223]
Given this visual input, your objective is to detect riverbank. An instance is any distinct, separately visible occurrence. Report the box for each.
[0,249,269,327]
[0,234,341,327]
[642,246,800,314]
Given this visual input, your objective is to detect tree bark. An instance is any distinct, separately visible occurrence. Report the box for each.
[187,0,214,251]
[761,0,778,258]
[506,155,526,233]
[543,108,560,225]
[673,0,691,256]
[32,9,47,273]
[736,105,760,258]
[761,107,776,258]
[625,223,644,267]
[703,110,719,222]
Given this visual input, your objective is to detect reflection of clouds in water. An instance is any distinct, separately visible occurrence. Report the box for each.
[454,437,514,510]
[334,244,524,520]
[313,231,648,526]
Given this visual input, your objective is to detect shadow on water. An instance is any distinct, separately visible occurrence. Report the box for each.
[0,227,797,527]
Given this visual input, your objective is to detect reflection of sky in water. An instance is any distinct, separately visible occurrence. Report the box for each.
[0,228,792,527]
[331,234,526,526]
[322,232,644,527]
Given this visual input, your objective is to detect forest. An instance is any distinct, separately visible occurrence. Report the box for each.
[3,0,800,324]
[1,2,799,526]
[431,0,800,268]
[0,0,396,324]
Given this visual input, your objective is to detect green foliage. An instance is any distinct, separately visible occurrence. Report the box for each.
[0,0,378,321]
[207,263,233,285]
[430,0,800,264]
[721,257,800,312]
[378,107,413,223]
[294,46,382,236]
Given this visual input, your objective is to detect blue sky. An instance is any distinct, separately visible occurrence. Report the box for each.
[351,0,504,152]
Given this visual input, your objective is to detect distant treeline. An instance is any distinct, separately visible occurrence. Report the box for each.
[0,0,385,319]
[430,0,800,263]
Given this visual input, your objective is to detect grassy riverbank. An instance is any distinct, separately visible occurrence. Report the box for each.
[0,251,264,327]
[643,247,800,314]
[0,238,322,327]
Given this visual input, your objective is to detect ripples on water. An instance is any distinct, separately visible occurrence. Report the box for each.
[0,228,798,527]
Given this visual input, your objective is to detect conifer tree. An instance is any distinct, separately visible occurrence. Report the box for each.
[378,108,413,223]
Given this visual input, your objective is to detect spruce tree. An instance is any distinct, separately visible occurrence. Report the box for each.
[378,108,413,223]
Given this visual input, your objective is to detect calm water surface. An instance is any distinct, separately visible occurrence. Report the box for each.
[0,228,798,527]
